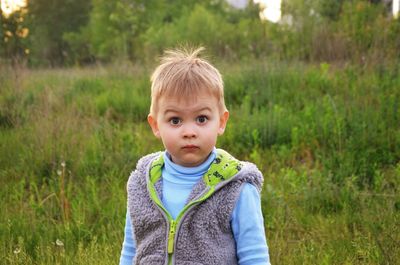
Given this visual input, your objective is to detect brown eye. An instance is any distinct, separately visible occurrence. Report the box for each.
[196,116,208,124]
[169,117,181,125]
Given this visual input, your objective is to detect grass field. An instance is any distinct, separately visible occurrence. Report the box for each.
[1,60,399,264]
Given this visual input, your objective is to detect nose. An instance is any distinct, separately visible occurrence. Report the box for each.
[181,123,197,138]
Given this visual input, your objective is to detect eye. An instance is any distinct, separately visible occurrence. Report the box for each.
[169,117,181,125]
[196,115,208,124]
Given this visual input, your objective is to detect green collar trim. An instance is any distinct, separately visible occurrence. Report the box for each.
[149,153,164,183]
[203,149,242,186]
[149,149,242,187]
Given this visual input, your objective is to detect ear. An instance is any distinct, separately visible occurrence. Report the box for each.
[218,111,229,135]
[147,114,160,138]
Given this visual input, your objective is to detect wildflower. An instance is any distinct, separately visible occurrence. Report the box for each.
[13,247,21,254]
[61,162,66,168]
[56,239,64,247]
[57,170,62,176]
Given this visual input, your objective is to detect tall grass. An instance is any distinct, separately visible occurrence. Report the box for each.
[0,61,399,264]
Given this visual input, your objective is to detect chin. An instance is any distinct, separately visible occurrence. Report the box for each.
[181,158,203,167]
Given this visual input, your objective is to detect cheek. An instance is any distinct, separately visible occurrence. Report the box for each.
[159,130,175,144]
[204,129,219,143]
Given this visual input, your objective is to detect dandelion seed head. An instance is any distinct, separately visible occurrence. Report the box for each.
[57,170,62,176]
[61,162,66,168]
[56,239,64,247]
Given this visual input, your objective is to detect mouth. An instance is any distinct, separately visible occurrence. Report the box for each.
[182,145,199,150]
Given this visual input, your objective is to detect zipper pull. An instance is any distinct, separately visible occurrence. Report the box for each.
[168,220,176,254]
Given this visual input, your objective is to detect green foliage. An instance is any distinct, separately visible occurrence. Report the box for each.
[2,61,399,263]
[142,5,234,59]
[26,0,91,66]
[220,61,400,186]
[84,0,138,61]
[142,1,266,60]
[2,0,400,66]
[0,7,29,64]
[265,0,400,64]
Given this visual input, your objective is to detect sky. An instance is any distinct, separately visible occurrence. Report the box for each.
[254,0,282,22]
[1,0,27,17]
[227,0,282,22]
[394,0,400,18]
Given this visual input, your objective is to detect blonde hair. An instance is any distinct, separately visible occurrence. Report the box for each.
[149,47,226,116]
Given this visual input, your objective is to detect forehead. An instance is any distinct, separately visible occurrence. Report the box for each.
[157,93,218,113]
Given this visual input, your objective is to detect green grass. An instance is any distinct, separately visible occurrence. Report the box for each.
[0,61,399,264]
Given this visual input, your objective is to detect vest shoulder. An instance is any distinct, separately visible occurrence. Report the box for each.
[137,151,162,170]
[215,149,264,192]
[235,161,264,193]
[128,151,162,181]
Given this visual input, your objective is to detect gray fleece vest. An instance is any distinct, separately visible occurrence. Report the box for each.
[127,149,264,265]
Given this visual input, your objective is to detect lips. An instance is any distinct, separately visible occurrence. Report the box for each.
[182,145,199,150]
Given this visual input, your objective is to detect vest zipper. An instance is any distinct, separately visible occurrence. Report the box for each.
[148,182,216,264]
[168,220,176,253]
[168,186,216,263]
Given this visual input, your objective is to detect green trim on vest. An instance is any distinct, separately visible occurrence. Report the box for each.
[204,149,243,186]
[149,154,164,183]
[147,149,243,264]
[149,149,243,187]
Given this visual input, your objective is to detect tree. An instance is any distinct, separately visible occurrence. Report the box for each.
[27,0,91,66]
[0,4,29,65]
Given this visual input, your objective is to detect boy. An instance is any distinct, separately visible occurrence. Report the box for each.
[120,47,270,265]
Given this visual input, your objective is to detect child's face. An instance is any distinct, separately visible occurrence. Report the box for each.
[148,92,229,167]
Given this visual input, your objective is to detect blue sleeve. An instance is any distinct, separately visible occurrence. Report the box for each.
[119,210,136,265]
[231,183,271,265]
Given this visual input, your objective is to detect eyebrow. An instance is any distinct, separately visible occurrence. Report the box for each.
[163,106,212,115]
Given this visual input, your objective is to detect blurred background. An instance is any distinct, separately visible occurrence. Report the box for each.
[1,1,400,264]
[1,0,399,66]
